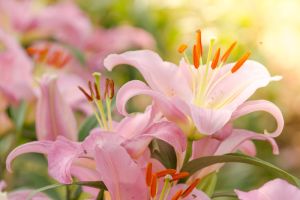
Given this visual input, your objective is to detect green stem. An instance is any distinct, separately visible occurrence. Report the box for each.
[183,139,193,166]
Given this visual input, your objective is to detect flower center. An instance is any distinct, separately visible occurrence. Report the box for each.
[78,73,114,131]
[146,162,200,200]
[27,44,71,69]
[178,30,251,108]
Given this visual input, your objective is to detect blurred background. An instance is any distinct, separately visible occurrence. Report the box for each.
[1,0,300,199]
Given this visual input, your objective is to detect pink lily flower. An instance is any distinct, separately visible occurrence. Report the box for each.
[36,75,77,141]
[0,29,34,103]
[235,179,300,200]
[0,180,51,200]
[7,86,186,186]
[85,26,155,70]
[93,140,210,200]
[104,31,283,138]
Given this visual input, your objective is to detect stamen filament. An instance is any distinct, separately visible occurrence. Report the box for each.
[159,175,172,200]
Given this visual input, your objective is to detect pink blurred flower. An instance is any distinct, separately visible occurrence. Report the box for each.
[36,75,77,141]
[104,49,283,137]
[0,29,34,103]
[235,179,300,200]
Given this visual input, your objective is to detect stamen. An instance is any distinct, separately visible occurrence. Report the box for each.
[171,172,189,181]
[171,189,183,200]
[181,178,201,198]
[88,81,94,98]
[146,163,152,186]
[196,30,202,58]
[37,47,49,62]
[94,82,101,100]
[221,41,237,63]
[26,47,38,55]
[178,44,188,54]
[57,55,71,68]
[78,86,93,102]
[231,51,251,73]
[156,169,177,178]
[211,47,221,69]
[150,174,157,198]
[193,45,200,69]
[108,80,114,99]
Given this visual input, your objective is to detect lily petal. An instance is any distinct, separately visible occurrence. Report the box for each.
[116,80,189,124]
[104,50,192,100]
[123,121,187,158]
[95,142,147,200]
[36,76,77,141]
[235,179,300,200]
[190,104,232,135]
[232,100,284,137]
[215,129,279,155]
[6,141,52,172]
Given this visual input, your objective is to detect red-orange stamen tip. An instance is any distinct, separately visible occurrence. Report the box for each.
[196,29,203,57]
[221,41,237,63]
[193,45,200,69]
[231,51,251,73]
[171,189,183,200]
[181,178,201,198]
[156,169,177,178]
[78,86,93,102]
[26,47,38,55]
[211,47,221,69]
[150,174,157,198]
[171,172,190,181]
[178,44,188,54]
[146,163,152,186]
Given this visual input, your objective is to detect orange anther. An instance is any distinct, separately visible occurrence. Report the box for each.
[57,55,71,68]
[146,163,152,186]
[231,51,251,73]
[221,41,237,63]
[178,44,188,54]
[193,45,200,69]
[26,47,38,55]
[47,51,61,66]
[171,189,183,200]
[156,169,177,178]
[150,174,157,198]
[37,47,49,62]
[171,172,190,181]
[211,47,221,69]
[181,178,201,198]
[196,30,202,57]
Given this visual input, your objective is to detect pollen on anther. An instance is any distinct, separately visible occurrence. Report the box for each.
[221,41,237,63]
[231,51,251,73]
[78,86,93,102]
[150,174,157,198]
[211,47,221,69]
[196,29,202,57]
[146,163,152,186]
[193,45,200,69]
[171,172,190,181]
[178,44,188,54]
[171,189,183,200]
[181,178,201,198]
[94,82,101,100]
[156,169,177,178]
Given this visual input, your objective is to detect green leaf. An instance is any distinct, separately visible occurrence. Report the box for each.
[197,172,218,197]
[149,139,177,169]
[26,181,106,200]
[78,115,98,141]
[182,153,300,187]
[7,100,28,133]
